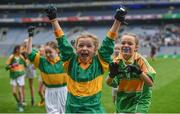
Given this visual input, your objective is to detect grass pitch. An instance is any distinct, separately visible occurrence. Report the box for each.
[0,57,180,113]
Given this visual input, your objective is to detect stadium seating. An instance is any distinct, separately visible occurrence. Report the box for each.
[0,24,179,56]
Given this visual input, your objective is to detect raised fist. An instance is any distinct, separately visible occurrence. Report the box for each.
[45,6,57,20]
[114,5,128,25]
[28,26,35,37]
[126,64,142,75]
[109,62,120,78]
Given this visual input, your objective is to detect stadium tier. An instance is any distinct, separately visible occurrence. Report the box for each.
[0,0,179,57]
[0,24,179,56]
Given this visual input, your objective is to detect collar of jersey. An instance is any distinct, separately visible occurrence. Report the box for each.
[77,58,93,69]
[47,56,60,64]
[117,52,139,64]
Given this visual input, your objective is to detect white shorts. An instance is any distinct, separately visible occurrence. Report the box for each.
[45,86,67,114]
[112,87,118,97]
[10,75,25,86]
[25,64,36,79]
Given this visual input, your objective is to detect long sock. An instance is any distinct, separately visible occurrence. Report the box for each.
[31,97,35,106]
[41,98,44,103]
[13,94,19,103]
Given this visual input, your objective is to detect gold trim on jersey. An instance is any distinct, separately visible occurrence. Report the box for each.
[67,75,103,96]
[33,52,40,67]
[41,72,67,85]
[107,31,117,40]
[10,64,25,72]
[54,29,64,38]
[97,53,109,73]
[118,79,144,92]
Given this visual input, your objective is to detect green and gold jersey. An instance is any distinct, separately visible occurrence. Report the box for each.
[6,54,26,79]
[111,52,156,113]
[56,30,116,113]
[28,50,67,88]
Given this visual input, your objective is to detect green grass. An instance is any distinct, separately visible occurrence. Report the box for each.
[0,57,180,113]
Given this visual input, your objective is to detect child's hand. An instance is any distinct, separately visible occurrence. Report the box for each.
[109,62,120,78]
[126,64,142,75]
[114,5,128,25]
[45,6,57,20]
[28,26,35,37]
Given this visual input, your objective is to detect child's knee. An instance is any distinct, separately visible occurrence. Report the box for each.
[12,91,17,96]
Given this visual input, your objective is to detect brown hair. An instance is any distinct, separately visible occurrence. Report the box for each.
[45,41,59,53]
[121,32,140,52]
[123,32,139,47]
[13,45,21,54]
[75,32,99,51]
[46,41,58,50]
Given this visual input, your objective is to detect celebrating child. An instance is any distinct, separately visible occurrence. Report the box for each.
[45,5,127,113]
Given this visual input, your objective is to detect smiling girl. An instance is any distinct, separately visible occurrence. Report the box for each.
[106,33,156,113]
[27,26,67,113]
[45,5,127,113]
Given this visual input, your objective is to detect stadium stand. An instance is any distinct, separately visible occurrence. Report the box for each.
[0,0,179,57]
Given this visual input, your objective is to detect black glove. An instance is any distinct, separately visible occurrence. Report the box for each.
[45,6,57,20]
[28,26,35,37]
[109,62,120,78]
[114,5,128,25]
[126,64,142,75]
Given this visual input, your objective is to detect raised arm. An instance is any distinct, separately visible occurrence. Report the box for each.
[45,6,74,61]
[27,26,35,54]
[5,55,15,70]
[26,26,41,68]
[98,6,127,64]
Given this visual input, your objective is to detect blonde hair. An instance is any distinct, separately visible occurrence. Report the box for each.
[75,32,99,51]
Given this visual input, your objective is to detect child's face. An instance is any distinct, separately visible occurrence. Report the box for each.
[114,44,120,57]
[39,47,45,56]
[45,46,56,60]
[76,37,96,63]
[120,35,137,58]
[15,47,21,54]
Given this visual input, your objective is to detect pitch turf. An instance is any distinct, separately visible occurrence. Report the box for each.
[0,57,180,113]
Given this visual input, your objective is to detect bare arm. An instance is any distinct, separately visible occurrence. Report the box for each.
[45,6,74,62]
[98,6,127,65]
[140,72,154,87]
[45,6,64,38]
[51,19,63,32]
[108,5,127,35]
[27,37,32,54]
[109,20,121,37]
[26,26,35,54]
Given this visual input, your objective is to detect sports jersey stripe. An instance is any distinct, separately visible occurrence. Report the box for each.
[41,72,67,85]
[118,79,144,92]
[67,75,103,96]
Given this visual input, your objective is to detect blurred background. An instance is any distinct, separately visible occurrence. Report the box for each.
[0,0,179,57]
[0,0,180,113]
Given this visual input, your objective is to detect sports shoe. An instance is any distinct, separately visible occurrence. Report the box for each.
[18,106,24,112]
[37,100,45,107]
[22,102,27,106]
[18,103,24,112]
